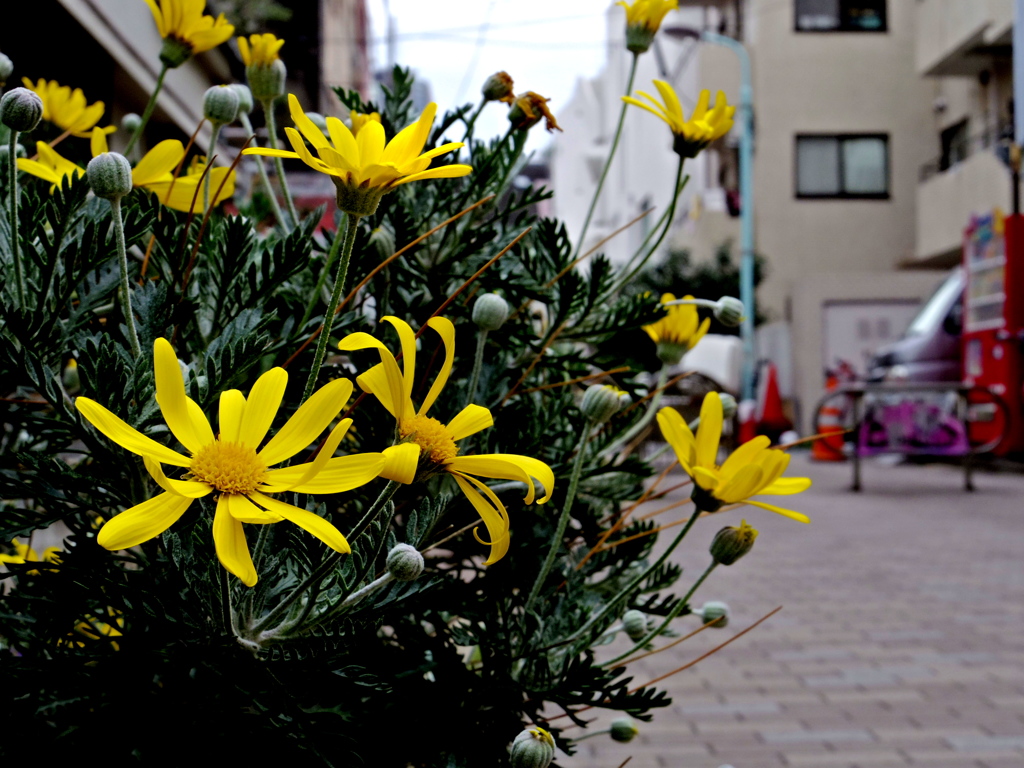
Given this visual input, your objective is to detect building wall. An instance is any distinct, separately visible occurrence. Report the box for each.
[320,0,370,114]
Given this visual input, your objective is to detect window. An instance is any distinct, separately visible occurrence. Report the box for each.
[795,134,889,199]
[795,0,887,32]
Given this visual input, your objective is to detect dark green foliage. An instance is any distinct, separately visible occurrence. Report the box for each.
[0,68,727,766]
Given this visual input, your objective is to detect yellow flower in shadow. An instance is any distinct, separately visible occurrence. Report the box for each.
[643,293,710,364]
[21,78,115,137]
[624,81,735,158]
[0,539,61,574]
[145,0,234,64]
[338,317,554,564]
[657,393,811,522]
[237,32,285,67]
[75,338,387,586]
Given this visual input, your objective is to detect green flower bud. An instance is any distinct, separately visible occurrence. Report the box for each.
[709,520,758,566]
[203,85,240,126]
[0,53,13,87]
[622,609,648,642]
[610,716,639,743]
[625,24,657,54]
[385,543,424,582]
[510,727,555,768]
[714,296,744,327]
[719,392,738,420]
[482,71,515,104]
[305,111,328,133]
[230,84,254,115]
[121,112,142,135]
[368,226,396,260]
[656,341,687,366]
[699,600,729,629]
[87,152,133,200]
[0,87,43,132]
[247,58,287,103]
[581,384,630,423]
[472,293,510,331]
[159,37,193,69]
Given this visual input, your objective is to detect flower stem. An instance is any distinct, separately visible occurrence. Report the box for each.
[572,52,638,260]
[262,99,299,227]
[524,419,594,615]
[347,479,400,541]
[203,122,222,214]
[111,197,142,359]
[461,98,486,141]
[238,112,286,228]
[8,129,24,305]
[298,218,345,334]
[601,560,718,666]
[124,63,168,156]
[339,572,393,608]
[301,213,360,403]
[466,328,488,406]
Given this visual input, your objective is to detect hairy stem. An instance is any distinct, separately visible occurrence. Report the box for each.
[124,64,168,155]
[111,197,142,359]
[8,129,24,305]
[203,122,222,214]
[466,328,488,406]
[262,99,299,227]
[239,112,287,228]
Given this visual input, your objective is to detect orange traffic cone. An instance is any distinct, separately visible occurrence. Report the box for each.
[812,373,846,462]
[755,362,792,440]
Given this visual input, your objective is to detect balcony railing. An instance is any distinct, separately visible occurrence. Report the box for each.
[919,123,1013,183]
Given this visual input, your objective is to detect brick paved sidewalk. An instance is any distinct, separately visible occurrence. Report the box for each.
[557,454,1024,768]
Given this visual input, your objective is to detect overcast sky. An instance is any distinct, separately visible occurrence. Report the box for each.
[364,0,615,153]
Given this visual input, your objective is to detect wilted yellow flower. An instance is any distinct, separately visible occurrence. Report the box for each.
[657,393,811,521]
[508,91,562,133]
[20,78,114,137]
[624,81,735,158]
[643,293,710,364]
[338,317,555,565]
[237,32,284,67]
[244,94,471,216]
[75,338,387,586]
[618,0,678,52]
[145,0,234,67]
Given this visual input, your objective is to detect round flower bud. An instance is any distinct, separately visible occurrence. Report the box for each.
[581,384,630,424]
[482,71,515,104]
[385,543,424,582]
[709,520,758,566]
[622,609,648,642]
[246,58,287,103]
[229,84,254,115]
[368,226,396,260]
[305,111,329,133]
[610,716,639,743]
[472,293,510,331]
[719,392,738,420]
[510,727,555,768]
[700,600,730,629]
[714,296,744,327]
[203,85,240,126]
[0,87,43,132]
[87,152,133,200]
[0,53,13,88]
[121,112,143,135]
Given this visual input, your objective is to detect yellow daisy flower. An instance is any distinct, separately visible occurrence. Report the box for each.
[623,81,735,158]
[0,539,62,570]
[75,338,387,586]
[145,0,234,66]
[143,156,237,212]
[237,32,285,67]
[618,0,678,52]
[243,94,472,216]
[16,142,86,192]
[21,78,115,138]
[657,393,811,522]
[643,293,710,364]
[338,317,555,565]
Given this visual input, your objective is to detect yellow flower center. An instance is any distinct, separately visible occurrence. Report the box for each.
[188,441,267,494]
[399,415,458,466]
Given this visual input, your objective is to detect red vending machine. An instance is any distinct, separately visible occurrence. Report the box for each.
[962,211,1024,453]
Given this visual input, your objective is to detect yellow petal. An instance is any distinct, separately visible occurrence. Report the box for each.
[218,389,246,443]
[213,496,258,586]
[154,337,211,455]
[132,139,185,187]
[692,465,720,490]
[16,159,62,186]
[226,492,283,523]
[390,164,474,188]
[340,332,407,420]
[717,464,765,504]
[355,119,385,166]
[382,316,418,405]
[451,472,509,565]
[718,435,771,486]
[242,147,300,159]
[745,500,811,524]
[143,456,212,498]
[76,397,191,467]
[237,35,251,66]
[325,116,359,164]
[289,93,329,149]
[258,418,352,491]
[653,80,685,124]
[377,443,420,485]
[188,24,235,55]
[759,477,813,495]
[144,0,167,36]
[448,453,554,504]
[238,367,287,449]
[249,492,351,553]
[695,392,722,469]
[258,378,353,466]
[656,407,695,473]
[268,452,387,494]
[445,404,494,441]
[97,491,194,550]
[90,127,109,158]
[419,317,455,417]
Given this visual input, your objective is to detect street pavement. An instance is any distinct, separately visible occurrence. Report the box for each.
[558,453,1024,768]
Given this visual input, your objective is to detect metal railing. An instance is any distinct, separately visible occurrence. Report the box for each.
[918,123,1013,183]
